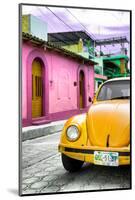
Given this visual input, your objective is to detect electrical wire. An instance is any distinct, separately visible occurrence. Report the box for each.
[65,9,116,54]
[46,7,75,32]
[41,6,127,55]
[38,7,56,32]
[65,8,96,40]
[46,6,97,50]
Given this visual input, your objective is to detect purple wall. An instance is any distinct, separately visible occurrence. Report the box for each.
[22,42,94,126]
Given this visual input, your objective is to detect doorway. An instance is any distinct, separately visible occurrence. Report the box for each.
[32,58,43,118]
[79,70,85,109]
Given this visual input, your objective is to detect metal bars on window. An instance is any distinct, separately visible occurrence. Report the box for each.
[32,75,42,99]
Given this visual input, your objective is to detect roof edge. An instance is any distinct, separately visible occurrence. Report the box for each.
[22,32,97,65]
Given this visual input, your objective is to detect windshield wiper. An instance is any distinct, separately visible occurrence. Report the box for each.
[110,96,130,100]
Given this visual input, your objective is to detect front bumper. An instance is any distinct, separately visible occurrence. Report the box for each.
[58,143,130,165]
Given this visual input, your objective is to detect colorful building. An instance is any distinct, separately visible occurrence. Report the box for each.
[48,31,107,91]
[49,31,129,91]
[93,54,129,91]
[21,15,129,127]
[48,31,95,59]
[22,32,96,127]
[103,55,129,78]
[93,57,107,91]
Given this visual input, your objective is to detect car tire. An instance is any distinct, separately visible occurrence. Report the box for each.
[61,153,84,172]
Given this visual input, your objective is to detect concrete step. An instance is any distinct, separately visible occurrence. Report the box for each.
[22,120,67,141]
[32,119,51,125]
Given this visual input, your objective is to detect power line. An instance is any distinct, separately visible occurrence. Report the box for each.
[65,8,116,55]
[65,8,96,40]
[38,8,56,32]
[46,7,75,32]
[46,6,95,47]
[41,7,124,56]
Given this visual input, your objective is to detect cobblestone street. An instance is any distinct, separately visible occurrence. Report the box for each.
[21,132,130,195]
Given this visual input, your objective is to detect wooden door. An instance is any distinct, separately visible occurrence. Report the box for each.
[79,71,85,109]
[32,59,43,118]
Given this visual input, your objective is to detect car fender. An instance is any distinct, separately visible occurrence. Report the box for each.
[60,113,88,147]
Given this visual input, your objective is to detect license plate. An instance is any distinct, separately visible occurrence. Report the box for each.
[94,151,119,166]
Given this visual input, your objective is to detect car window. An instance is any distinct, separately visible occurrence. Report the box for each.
[97,80,130,101]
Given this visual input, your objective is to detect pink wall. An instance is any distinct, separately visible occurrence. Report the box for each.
[22,42,94,126]
[47,52,78,113]
[22,43,29,119]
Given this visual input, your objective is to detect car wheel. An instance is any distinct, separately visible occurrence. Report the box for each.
[61,153,84,172]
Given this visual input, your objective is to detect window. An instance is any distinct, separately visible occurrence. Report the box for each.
[35,76,42,97]
[97,80,130,101]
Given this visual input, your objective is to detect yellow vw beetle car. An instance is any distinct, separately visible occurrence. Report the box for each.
[58,77,130,172]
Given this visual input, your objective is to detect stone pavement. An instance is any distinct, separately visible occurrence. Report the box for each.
[21,132,131,195]
[22,153,130,195]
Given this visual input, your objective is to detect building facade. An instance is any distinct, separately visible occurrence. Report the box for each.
[21,15,129,127]
[22,33,95,127]
[48,31,129,91]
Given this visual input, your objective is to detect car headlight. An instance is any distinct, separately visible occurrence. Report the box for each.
[66,125,80,141]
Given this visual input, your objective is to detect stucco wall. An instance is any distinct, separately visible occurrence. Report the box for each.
[46,52,78,113]
[22,42,94,124]
[22,43,29,119]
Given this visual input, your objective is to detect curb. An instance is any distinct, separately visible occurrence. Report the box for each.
[22,121,66,141]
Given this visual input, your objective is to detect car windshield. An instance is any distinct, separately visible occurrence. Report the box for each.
[97,80,130,101]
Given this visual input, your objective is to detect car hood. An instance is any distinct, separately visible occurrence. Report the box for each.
[87,99,130,147]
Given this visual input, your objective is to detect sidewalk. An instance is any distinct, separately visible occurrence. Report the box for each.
[22,119,67,141]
